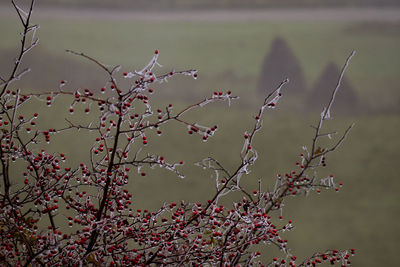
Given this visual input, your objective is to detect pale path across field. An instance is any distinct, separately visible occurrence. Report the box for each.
[1,6,400,21]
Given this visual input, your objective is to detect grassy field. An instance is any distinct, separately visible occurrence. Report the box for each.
[1,10,399,266]
[1,15,399,109]
[2,0,399,9]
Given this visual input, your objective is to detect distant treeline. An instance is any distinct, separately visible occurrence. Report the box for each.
[2,0,399,9]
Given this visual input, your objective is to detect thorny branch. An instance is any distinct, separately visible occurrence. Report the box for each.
[0,0,38,97]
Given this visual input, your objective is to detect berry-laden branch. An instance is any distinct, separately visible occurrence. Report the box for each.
[0,1,357,266]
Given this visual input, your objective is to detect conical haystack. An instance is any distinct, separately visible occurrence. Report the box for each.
[307,62,358,113]
[257,37,307,96]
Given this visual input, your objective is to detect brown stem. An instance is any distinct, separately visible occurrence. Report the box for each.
[0,0,36,97]
[0,145,10,206]
[85,104,123,255]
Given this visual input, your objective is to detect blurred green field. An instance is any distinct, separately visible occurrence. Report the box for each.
[1,10,400,266]
[1,15,400,109]
[2,0,399,9]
